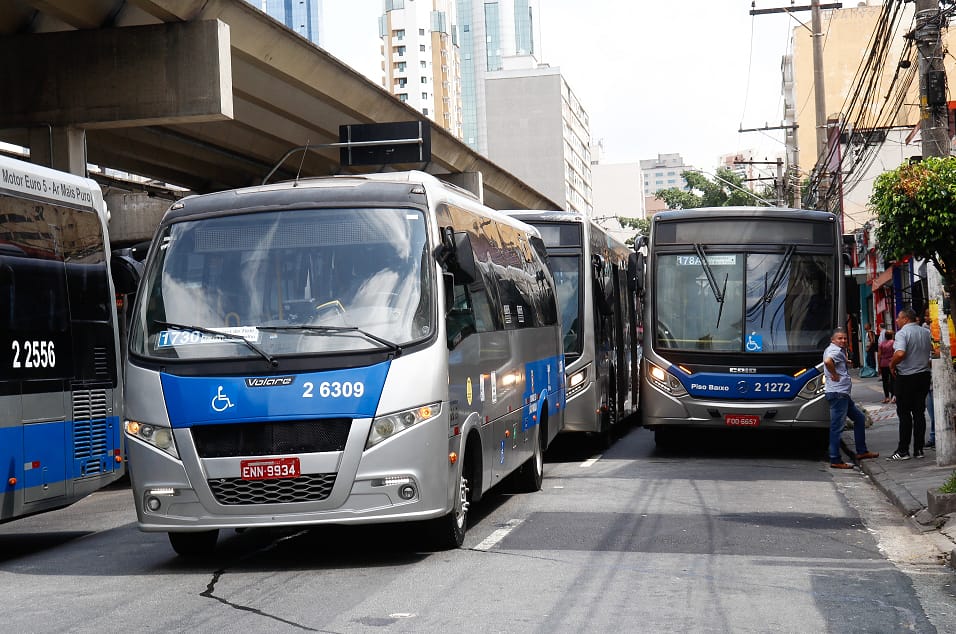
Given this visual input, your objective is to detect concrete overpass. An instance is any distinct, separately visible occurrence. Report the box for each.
[0,0,560,241]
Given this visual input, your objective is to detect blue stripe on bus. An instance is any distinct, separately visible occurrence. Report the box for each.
[1,417,121,492]
[160,362,391,428]
[670,366,820,401]
[521,354,565,431]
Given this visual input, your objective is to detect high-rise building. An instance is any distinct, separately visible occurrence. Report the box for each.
[640,153,692,197]
[457,0,536,153]
[253,0,322,46]
[485,56,592,215]
[380,0,463,139]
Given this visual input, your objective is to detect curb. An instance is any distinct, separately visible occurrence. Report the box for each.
[840,437,927,516]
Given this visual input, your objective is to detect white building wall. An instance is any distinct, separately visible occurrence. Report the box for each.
[592,163,646,220]
[485,59,592,215]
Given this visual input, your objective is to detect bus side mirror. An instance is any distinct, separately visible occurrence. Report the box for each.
[435,227,477,285]
[110,252,142,296]
[630,251,645,295]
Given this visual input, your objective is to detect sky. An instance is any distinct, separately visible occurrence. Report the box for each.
[321,1,801,170]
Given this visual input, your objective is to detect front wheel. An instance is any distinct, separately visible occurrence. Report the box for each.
[428,470,470,550]
[168,529,219,558]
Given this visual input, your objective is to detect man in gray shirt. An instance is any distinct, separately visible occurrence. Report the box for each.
[824,327,877,468]
[888,306,933,460]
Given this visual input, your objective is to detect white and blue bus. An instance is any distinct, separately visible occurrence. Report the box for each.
[638,207,842,446]
[506,211,640,446]
[0,154,127,522]
[124,171,565,556]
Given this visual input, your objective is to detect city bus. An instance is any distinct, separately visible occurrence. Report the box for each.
[638,207,842,446]
[124,171,565,556]
[0,154,129,522]
[506,211,640,445]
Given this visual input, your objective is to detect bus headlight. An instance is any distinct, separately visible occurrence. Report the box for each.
[645,360,688,396]
[566,366,589,398]
[125,420,179,459]
[798,374,826,399]
[366,403,442,449]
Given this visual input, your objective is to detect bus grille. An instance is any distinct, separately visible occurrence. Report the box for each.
[208,473,337,505]
[73,388,110,461]
[191,419,351,458]
[93,347,109,378]
[73,388,108,421]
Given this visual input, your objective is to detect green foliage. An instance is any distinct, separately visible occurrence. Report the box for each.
[618,216,650,234]
[939,470,956,495]
[869,156,956,300]
[655,168,767,210]
[616,216,649,248]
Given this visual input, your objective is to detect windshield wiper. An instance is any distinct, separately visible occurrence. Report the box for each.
[256,324,403,356]
[758,245,796,328]
[693,244,728,328]
[153,320,278,367]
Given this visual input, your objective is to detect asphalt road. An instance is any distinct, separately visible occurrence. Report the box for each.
[1,424,952,633]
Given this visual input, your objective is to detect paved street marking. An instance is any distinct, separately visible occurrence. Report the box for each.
[473,519,523,551]
[580,455,601,468]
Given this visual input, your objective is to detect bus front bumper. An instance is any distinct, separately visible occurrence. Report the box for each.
[641,388,829,430]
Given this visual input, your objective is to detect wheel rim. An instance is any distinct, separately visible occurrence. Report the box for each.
[454,475,470,530]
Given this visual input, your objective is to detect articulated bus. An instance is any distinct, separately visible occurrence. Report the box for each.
[124,171,565,556]
[507,211,640,444]
[0,154,127,522]
[638,207,842,446]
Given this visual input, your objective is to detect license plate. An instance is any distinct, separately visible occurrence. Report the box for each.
[725,414,760,427]
[240,457,300,480]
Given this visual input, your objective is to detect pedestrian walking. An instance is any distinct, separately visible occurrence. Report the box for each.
[878,330,895,403]
[887,307,933,460]
[864,322,877,370]
[824,327,878,469]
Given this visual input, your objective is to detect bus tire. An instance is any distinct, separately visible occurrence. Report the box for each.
[168,529,219,558]
[654,427,676,449]
[429,463,471,550]
[514,416,545,493]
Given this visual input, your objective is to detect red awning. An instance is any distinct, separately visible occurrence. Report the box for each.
[870,265,894,289]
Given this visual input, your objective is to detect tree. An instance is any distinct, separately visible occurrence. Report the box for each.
[869,157,956,303]
[655,167,768,210]
[617,216,650,247]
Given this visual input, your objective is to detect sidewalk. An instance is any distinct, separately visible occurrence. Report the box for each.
[840,372,956,564]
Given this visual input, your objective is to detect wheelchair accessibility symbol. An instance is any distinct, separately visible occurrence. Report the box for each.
[211,385,235,412]
[745,333,763,352]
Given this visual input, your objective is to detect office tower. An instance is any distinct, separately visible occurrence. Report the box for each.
[254,0,322,46]
[381,0,463,139]
[457,0,535,153]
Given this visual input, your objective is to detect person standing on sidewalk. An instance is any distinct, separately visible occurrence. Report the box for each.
[922,308,936,448]
[824,327,878,469]
[888,307,932,460]
[864,322,877,370]
[878,330,895,403]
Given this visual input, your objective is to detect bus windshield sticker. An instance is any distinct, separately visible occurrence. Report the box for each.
[745,333,763,352]
[157,326,261,347]
[676,254,737,266]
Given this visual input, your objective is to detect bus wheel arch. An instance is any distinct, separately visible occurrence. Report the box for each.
[428,428,480,549]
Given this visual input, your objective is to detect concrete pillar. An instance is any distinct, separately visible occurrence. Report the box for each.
[28,127,87,176]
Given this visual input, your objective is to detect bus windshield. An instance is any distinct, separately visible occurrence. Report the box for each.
[549,255,582,357]
[132,207,432,360]
[654,250,832,353]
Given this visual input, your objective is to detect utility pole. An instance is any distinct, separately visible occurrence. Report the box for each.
[916,0,949,158]
[748,2,842,209]
[914,0,955,466]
